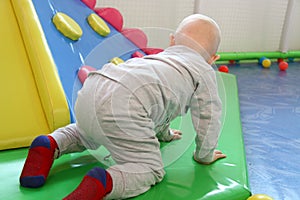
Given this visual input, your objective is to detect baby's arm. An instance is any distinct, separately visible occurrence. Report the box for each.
[190,70,225,164]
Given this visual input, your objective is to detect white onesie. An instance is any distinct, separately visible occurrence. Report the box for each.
[51,45,222,199]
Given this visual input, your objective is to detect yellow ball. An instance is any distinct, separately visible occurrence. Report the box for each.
[262,59,271,68]
[247,194,274,200]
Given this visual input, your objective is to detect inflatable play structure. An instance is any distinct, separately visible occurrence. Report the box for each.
[0,0,253,199]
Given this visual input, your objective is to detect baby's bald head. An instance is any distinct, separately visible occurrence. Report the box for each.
[171,14,221,63]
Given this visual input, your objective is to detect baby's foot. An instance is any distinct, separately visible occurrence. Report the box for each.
[19,135,58,188]
[64,167,112,200]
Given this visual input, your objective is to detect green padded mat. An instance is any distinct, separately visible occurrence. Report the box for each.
[0,72,251,200]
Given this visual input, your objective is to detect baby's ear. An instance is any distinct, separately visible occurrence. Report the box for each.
[208,54,220,65]
[169,33,175,46]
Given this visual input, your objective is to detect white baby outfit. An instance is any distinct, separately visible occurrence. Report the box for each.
[51,45,222,199]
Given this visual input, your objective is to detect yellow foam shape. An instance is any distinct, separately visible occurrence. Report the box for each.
[110,57,124,65]
[87,13,110,37]
[52,12,82,41]
[0,0,71,150]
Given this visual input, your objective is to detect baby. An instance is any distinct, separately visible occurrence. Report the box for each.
[20,14,226,199]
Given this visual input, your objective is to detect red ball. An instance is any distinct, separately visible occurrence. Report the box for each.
[277,58,284,63]
[218,65,229,73]
[279,61,288,71]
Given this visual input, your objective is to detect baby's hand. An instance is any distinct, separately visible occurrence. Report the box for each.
[169,129,182,141]
[194,150,226,165]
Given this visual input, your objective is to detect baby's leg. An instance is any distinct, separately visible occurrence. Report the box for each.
[64,134,164,200]
[19,123,86,188]
[64,75,164,199]
[65,134,165,200]
[105,147,165,199]
[50,123,87,156]
[66,110,164,199]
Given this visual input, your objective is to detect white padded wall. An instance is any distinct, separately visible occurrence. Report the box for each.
[195,0,289,52]
[288,0,300,51]
[96,0,299,52]
[96,0,194,48]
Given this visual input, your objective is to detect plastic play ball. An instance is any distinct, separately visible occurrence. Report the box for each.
[277,58,284,63]
[279,61,288,71]
[262,58,271,68]
[247,194,274,200]
[259,57,266,64]
[229,60,235,64]
[218,65,229,73]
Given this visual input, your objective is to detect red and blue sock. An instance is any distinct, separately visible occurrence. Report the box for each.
[64,167,113,200]
[19,135,58,188]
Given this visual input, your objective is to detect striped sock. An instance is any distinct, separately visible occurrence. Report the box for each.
[19,135,58,188]
[64,167,113,200]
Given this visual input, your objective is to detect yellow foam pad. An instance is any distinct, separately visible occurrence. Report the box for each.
[87,13,110,37]
[0,0,70,150]
[52,12,82,41]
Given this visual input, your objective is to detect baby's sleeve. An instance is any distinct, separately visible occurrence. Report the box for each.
[156,122,174,142]
[190,70,222,163]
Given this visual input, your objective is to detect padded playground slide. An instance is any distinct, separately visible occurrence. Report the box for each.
[0,72,251,200]
[0,0,70,150]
